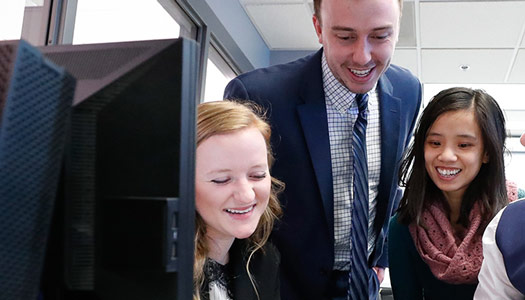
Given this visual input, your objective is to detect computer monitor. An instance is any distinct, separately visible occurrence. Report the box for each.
[39,38,198,300]
[0,39,75,300]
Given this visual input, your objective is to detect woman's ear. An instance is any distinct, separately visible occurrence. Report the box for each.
[482,152,489,164]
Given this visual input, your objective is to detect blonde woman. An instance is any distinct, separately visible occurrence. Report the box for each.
[194,100,283,300]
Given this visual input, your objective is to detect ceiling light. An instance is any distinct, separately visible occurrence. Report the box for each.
[459,64,470,71]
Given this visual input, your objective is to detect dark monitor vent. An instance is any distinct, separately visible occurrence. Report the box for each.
[0,40,74,300]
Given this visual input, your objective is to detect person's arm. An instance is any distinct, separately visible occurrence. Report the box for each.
[224,77,250,101]
[388,215,424,300]
[474,208,524,299]
[375,186,405,270]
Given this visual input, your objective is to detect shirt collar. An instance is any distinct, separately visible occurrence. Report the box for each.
[321,52,377,113]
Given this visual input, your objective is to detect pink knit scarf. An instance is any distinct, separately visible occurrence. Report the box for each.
[408,181,519,284]
[409,201,483,284]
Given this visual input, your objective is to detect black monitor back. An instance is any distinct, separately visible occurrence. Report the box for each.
[40,38,198,300]
[0,40,74,300]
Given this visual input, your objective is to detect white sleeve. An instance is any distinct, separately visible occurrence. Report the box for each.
[474,208,525,300]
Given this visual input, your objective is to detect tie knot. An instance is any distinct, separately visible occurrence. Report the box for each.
[355,93,368,114]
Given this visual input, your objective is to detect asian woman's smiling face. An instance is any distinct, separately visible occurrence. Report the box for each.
[424,109,489,202]
[195,127,271,245]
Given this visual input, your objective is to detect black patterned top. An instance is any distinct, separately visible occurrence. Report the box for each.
[201,258,233,300]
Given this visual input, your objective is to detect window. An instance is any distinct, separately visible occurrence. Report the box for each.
[203,45,237,103]
[70,0,195,44]
[0,0,51,45]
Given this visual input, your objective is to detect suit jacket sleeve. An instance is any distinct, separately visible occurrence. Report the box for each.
[376,71,422,269]
[224,78,250,100]
[388,215,424,299]
[376,186,405,268]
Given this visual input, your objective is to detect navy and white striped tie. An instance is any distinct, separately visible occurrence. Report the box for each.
[348,93,369,300]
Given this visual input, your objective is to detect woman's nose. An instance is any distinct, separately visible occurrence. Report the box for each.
[233,179,255,203]
[438,147,457,162]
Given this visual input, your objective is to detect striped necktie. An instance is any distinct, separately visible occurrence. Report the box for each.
[348,93,369,300]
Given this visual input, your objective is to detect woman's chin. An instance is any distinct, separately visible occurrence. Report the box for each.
[233,226,258,240]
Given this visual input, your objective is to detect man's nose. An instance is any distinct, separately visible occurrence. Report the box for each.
[352,38,372,66]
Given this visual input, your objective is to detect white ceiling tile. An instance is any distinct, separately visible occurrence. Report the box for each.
[245,3,319,49]
[240,0,303,4]
[397,2,416,47]
[392,48,418,77]
[420,2,525,48]
[421,49,514,83]
[508,49,525,83]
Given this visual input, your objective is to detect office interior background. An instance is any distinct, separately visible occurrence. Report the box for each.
[2,0,525,289]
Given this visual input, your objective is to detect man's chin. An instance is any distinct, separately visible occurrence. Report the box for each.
[344,81,375,94]
[343,72,379,94]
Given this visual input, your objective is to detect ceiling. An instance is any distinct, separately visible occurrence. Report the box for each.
[238,0,525,85]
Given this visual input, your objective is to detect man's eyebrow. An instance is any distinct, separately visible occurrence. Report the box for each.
[331,26,356,32]
[372,26,394,32]
[331,25,394,32]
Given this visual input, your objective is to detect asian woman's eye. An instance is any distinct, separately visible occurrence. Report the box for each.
[427,140,441,147]
[458,143,472,148]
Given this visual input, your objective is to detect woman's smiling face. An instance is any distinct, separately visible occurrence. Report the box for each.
[424,109,488,202]
[195,127,271,245]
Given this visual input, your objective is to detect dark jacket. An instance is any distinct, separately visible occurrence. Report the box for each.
[200,239,280,300]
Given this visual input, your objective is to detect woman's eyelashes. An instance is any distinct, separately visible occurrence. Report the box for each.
[458,143,473,148]
[426,139,474,149]
[250,172,267,180]
[210,171,267,184]
[211,177,230,184]
[426,139,441,147]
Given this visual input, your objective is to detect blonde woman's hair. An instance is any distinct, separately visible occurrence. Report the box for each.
[193,100,283,300]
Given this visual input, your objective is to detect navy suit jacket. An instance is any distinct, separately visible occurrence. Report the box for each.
[496,199,525,295]
[224,49,422,300]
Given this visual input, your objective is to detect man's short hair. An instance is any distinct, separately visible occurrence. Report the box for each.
[313,0,403,20]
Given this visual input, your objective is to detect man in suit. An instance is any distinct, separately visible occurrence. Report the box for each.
[224,0,422,299]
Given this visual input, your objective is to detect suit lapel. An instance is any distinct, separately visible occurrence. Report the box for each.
[376,75,401,228]
[294,52,404,240]
[296,50,335,236]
